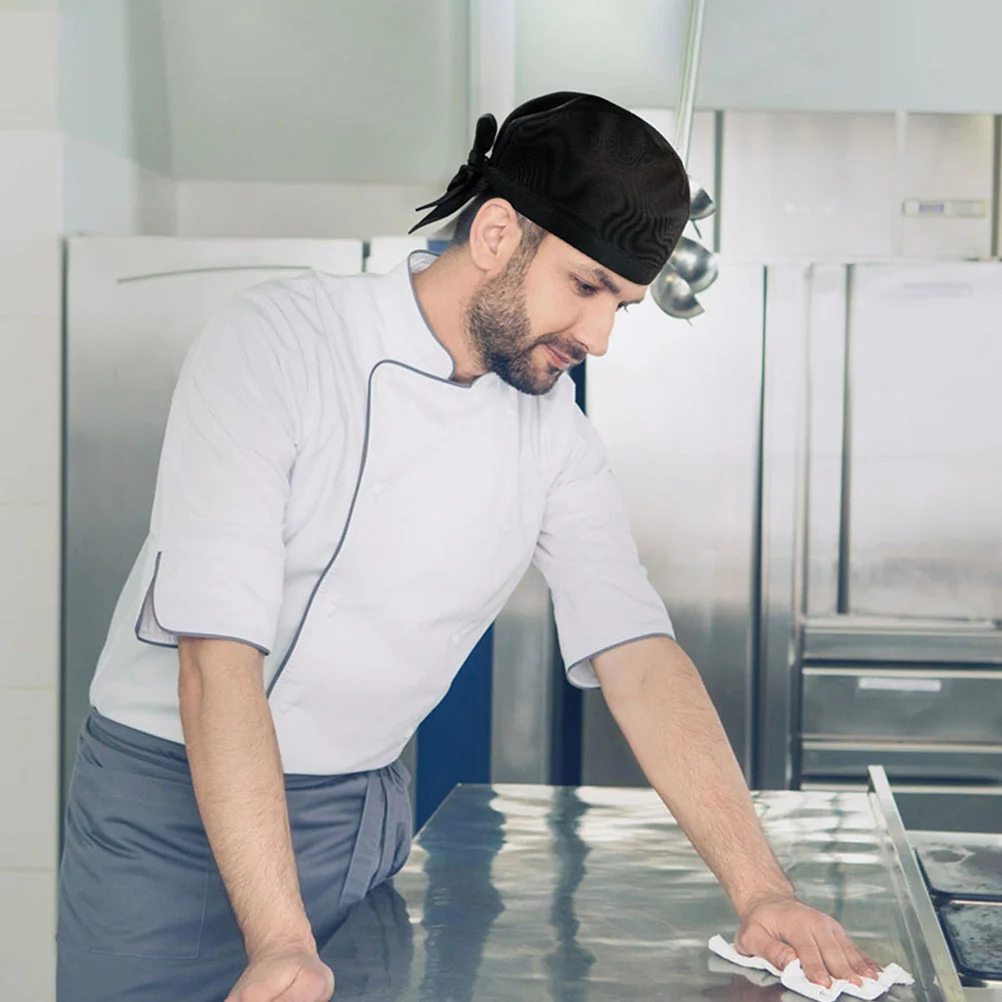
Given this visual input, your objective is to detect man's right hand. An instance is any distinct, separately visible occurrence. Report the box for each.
[226,948,335,1002]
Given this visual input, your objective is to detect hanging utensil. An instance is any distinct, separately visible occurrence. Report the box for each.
[652,0,718,320]
[668,235,719,294]
[689,182,715,221]
[651,266,705,319]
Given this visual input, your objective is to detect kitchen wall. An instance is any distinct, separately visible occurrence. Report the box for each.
[0,2,179,996]
[0,4,61,999]
[164,0,468,238]
[60,0,175,234]
[518,0,1002,113]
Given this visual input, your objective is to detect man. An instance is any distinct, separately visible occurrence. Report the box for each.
[57,93,877,1002]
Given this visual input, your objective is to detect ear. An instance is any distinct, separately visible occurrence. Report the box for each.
[467,198,523,276]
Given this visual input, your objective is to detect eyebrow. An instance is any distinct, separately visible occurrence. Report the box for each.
[588,266,645,306]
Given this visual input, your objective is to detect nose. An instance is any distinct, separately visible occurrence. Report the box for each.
[576,310,616,358]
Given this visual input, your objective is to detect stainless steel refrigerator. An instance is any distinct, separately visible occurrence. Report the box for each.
[586,259,1002,832]
[62,237,365,796]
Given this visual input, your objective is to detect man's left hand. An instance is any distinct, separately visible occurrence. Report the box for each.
[735,894,880,988]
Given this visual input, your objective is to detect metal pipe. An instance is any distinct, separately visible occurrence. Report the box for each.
[673,0,707,166]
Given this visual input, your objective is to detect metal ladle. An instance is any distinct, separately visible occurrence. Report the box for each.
[668,235,719,294]
[689,182,715,221]
[650,265,704,319]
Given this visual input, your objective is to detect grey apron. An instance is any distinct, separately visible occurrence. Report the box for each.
[56,710,412,1002]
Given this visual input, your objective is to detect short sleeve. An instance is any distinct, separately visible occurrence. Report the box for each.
[135,292,305,653]
[533,405,674,688]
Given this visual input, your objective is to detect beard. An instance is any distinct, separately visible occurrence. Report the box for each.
[465,246,584,396]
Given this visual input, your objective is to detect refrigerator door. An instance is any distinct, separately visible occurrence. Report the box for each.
[63,237,363,798]
[582,261,766,784]
[844,262,1002,623]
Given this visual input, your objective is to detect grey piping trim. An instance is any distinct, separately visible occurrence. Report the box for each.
[265,356,478,699]
[570,631,677,681]
[133,550,272,656]
[404,249,459,381]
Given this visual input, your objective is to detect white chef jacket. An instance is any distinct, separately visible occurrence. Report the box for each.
[90,253,674,774]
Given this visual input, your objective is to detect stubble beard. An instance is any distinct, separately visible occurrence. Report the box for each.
[465,247,569,397]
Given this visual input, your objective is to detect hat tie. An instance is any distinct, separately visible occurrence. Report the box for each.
[410,113,498,233]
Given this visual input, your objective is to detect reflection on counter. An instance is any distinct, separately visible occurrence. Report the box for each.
[320,784,964,1001]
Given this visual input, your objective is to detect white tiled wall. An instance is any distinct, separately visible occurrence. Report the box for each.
[0,870,58,1001]
[0,8,61,1000]
[0,10,58,131]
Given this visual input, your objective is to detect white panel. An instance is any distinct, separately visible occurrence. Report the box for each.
[0,132,61,237]
[175,181,442,240]
[516,0,689,107]
[136,165,177,236]
[161,0,469,184]
[0,504,59,687]
[126,0,173,175]
[58,0,131,157]
[0,238,61,318]
[0,688,58,868]
[721,112,897,259]
[899,114,994,259]
[0,11,57,129]
[702,0,1002,114]
[0,868,56,1002]
[0,317,60,505]
[519,0,1002,115]
[365,237,429,275]
[470,0,515,122]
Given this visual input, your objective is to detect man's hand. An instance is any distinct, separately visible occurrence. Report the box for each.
[226,948,335,1002]
[592,639,881,990]
[735,894,879,988]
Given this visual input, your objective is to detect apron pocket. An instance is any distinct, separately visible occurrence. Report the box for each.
[58,756,211,960]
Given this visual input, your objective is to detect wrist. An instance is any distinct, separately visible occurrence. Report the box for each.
[245,915,317,962]
[732,881,797,921]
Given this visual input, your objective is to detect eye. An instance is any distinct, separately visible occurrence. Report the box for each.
[573,277,599,297]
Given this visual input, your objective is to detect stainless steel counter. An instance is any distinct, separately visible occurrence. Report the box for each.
[321,782,964,1000]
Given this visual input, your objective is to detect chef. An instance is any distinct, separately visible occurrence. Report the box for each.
[57,92,878,1002]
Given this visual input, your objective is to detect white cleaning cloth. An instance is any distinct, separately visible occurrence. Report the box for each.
[708,935,914,1002]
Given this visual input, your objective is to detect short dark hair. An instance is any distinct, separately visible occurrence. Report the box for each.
[449,186,547,255]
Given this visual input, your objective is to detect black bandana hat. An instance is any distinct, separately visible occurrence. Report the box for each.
[411,92,690,286]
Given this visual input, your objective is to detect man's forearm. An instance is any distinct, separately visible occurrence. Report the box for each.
[178,637,314,958]
[593,636,794,917]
